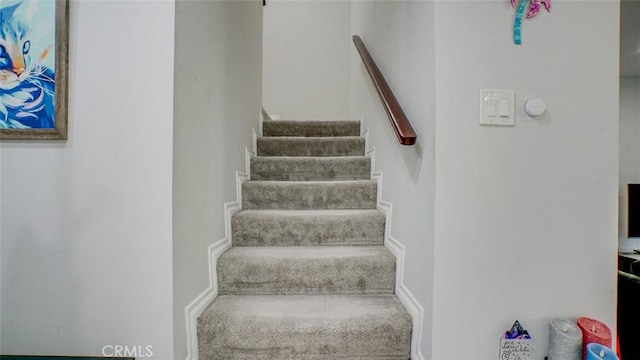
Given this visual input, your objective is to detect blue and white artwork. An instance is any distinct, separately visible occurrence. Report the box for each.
[0,0,56,129]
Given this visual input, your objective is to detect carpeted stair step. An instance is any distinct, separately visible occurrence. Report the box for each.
[242,180,377,210]
[257,136,365,157]
[232,209,385,246]
[217,246,395,295]
[250,155,371,181]
[197,294,412,359]
[263,120,360,137]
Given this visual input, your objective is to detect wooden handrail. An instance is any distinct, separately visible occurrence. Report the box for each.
[352,35,417,146]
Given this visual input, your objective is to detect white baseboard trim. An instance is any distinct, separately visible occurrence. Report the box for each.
[183,237,231,360]
[261,107,271,122]
[183,146,253,360]
[253,129,259,157]
[370,151,426,360]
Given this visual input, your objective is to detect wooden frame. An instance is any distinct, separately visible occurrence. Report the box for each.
[0,0,69,140]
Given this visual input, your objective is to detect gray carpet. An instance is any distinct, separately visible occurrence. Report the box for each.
[263,120,361,137]
[250,156,371,181]
[231,209,385,246]
[257,137,365,157]
[242,180,377,210]
[217,246,395,295]
[198,120,412,359]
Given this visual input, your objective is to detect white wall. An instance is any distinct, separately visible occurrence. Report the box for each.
[173,0,262,359]
[0,1,175,358]
[432,2,619,359]
[350,1,436,358]
[263,0,351,120]
[619,78,640,252]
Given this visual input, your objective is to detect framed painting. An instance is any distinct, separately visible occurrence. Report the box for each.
[0,0,68,140]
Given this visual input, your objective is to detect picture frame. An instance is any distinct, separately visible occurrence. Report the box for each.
[0,0,69,140]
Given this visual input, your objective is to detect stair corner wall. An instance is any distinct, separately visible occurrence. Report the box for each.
[364,125,426,360]
[368,147,427,360]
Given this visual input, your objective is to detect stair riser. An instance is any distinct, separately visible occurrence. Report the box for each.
[199,330,411,360]
[242,181,377,210]
[263,120,360,137]
[251,156,371,181]
[232,211,385,246]
[217,249,395,295]
[257,137,365,157]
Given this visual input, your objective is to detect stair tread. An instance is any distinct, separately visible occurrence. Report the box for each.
[246,179,376,185]
[265,118,360,124]
[260,136,363,142]
[201,294,409,323]
[252,155,368,160]
[198,294,411,359]
[221,245,392,260]
[265,120,360,123]
[265,120,359,123]
[236,209,382,216]
[263,120,360,137]
[261,135,363,139]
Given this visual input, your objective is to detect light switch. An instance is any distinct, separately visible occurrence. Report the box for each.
[479,89,515,126]
[487,98,497,117]
[499,99,509,117]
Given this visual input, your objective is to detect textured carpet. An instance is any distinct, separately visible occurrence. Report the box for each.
[257,136,365,157]
[242,180,377,210]
[250,156,371,181]
[231,209,385,246]
[198,295,411,360]
[263,120,360,137]
[197,120,412,359]
[217,246,395,295]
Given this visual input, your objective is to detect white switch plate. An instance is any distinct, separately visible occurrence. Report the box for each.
[479,89,515,126]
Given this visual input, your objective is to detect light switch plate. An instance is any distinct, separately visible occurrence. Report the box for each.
[479,89,515,126]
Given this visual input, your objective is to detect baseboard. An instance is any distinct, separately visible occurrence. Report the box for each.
[383,224,426,360]
[370,151,426,360]
[261,107,271,122]
[183,147,253,360]
[183,237,231,360]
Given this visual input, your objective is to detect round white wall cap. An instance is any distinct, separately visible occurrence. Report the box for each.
[525,98,546,117]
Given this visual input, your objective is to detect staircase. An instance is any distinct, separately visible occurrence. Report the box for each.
[197,120,412,359]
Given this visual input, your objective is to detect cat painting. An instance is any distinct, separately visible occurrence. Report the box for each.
[0,0,55,129]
